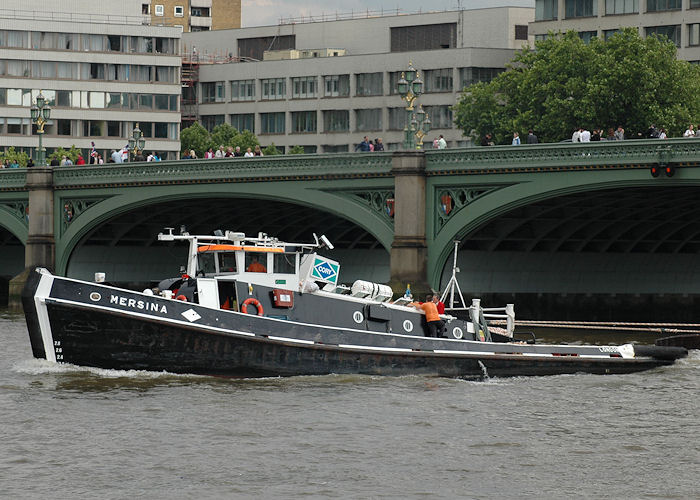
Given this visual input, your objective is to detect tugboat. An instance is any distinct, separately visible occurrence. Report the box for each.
[22,228,686,378]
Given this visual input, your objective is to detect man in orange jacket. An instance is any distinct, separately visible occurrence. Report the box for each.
[411,295,443,338]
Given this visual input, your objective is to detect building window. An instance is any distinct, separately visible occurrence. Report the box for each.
[646,0,681,11]
[388,72,403,95]
[646,25,681,46]
[459,67,504,89]
[424,69,453,93]
[535,34,549,41]
[388,108,406,130]
[142,3,150,14]
[604,29,621,40]
[423,106,453,129]
[261,112,285,134]
[515,25,529,40]
[323,110,349,132]
[355,73,383,96]
[231,79,255,101]
[579,31,598,43]
[565,0,597,18]
[605,0,638,14]
[355,109,382,131]
[201,82,220,103]
[174,6,184,17]
[155,4,164,16]
[292,76,317,98]
[535,0,558,20]
[692,0,700,8]
[689,24,700,46]
[292,111,317,133]
[107,121,121,137]
[57,119,72,136]
[230,113,254,133]
[201,115,224,132]
[390,23,456,52]
[323,74,350,97]
[261,78,286,100]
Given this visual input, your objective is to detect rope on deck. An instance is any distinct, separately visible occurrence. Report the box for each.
[488,319,700,335]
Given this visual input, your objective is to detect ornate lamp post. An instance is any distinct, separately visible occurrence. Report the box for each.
[127,123,146,161]
[30,90,51,166]
[413,104,431,149]
[396,62,429,150]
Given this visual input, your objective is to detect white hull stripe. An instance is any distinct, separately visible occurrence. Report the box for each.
[338,344,413,353]
[266,336,314,345]
[434,350,496,356]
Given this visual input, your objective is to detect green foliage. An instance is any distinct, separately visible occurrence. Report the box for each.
[210,123,239,149]
[180,122,210,158]
[0,146,29,167]
[287,145,305,155]
[232,130,259,152]
[262,143,281,156]
[181,122,261,158]
[48,145,81,163]
[453,29,700,143]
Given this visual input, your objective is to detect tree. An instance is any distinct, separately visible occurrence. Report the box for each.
[210,123,239,150]
[263,143,281,156]
[453,29,700,144]
[49,145,81,164]
[287,145,305,155]
[180,122,210,158]
[181,122,260,158]
[0,146,29,167]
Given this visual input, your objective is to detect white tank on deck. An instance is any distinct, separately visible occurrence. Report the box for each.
[351,280,393,302]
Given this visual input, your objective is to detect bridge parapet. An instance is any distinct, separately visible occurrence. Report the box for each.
[0,169,28,191]
[52,152,394,189]
[425,138,700,173]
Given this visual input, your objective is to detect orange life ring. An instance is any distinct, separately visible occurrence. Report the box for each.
[176,294,187,301]
[241,297,264,316]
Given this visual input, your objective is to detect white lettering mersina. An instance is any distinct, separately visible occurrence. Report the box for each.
[109,294,168,314]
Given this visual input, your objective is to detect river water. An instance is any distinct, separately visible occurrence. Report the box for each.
[1,312,698,499]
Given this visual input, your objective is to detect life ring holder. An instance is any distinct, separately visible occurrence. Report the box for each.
[241,297,264,316]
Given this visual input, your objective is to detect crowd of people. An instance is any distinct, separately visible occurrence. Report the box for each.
[481,123,700,146]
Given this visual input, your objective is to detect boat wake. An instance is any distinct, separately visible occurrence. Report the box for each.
[12,358,200,381]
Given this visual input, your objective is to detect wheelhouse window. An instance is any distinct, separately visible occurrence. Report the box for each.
[245,253,268,273]
[274,253,296,274]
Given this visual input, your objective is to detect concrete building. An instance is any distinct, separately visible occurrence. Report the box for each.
[146,0,241,32]
[182,7,534,152]
[530,0,700,62]
[0,1,182,161]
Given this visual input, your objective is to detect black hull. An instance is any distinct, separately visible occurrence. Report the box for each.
[23,269,685,379]
[43,302,673,378]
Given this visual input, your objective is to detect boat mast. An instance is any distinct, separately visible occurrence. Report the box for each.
[440,240,468,311]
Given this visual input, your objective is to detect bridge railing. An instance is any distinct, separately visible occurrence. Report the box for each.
[425,138,700,172]
[0,169,27,191]
[51,153,395,188]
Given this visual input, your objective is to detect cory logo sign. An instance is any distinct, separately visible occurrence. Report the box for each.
[311,258,338,284]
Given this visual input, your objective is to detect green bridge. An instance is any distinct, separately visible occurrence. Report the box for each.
[3,139,700,317]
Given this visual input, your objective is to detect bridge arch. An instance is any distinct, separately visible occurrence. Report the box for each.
[429,169,700,288]
[56,182,394,276]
